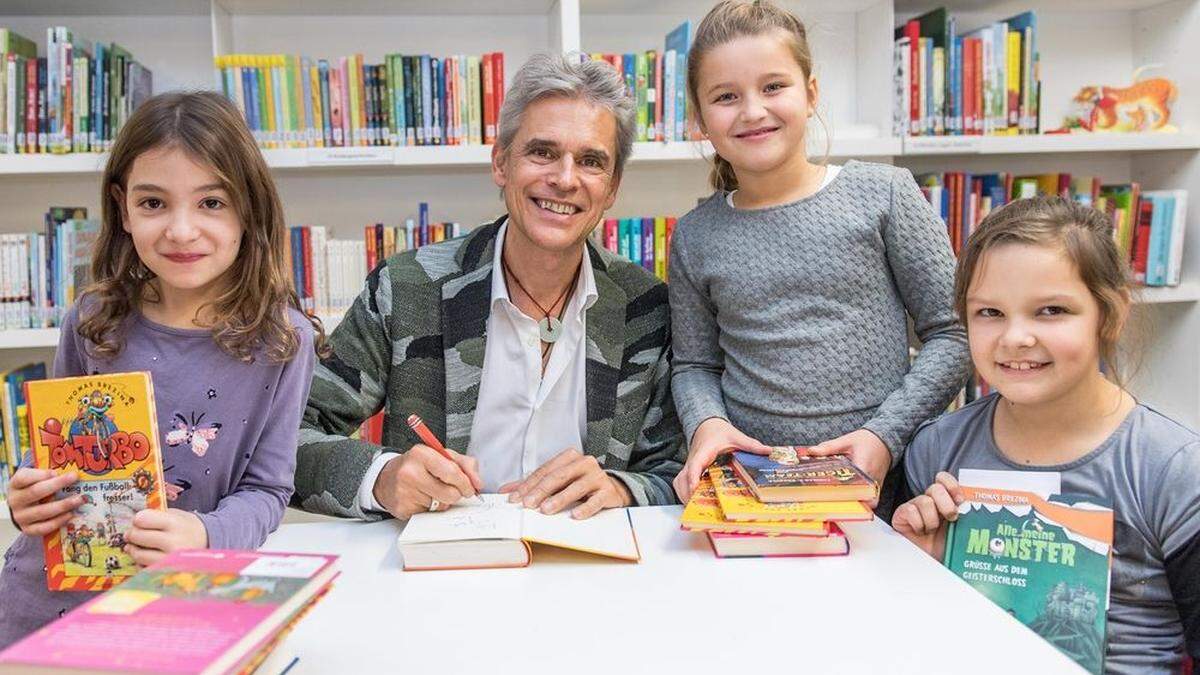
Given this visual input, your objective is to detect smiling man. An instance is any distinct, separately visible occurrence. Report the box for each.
[293,53,685,521]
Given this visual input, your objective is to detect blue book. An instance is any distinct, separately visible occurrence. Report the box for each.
[665,21,691,140]
[1145,194,1174,287]
[431,56,442,145]
[951,36,962,135]
[271,59,284,147]
[91,43,104,148]
[641,218,655,272]
[247,60,261,145]
[318,60,332,146]
[300,57,314,146]
[630,217,642,266]
[618,219,630,259]
[392,55,406,146]
[622,53,636,98]
[420,55,433,146]
[419,202,430,247]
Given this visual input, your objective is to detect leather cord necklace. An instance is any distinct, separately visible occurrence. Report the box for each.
[501,252,580,354]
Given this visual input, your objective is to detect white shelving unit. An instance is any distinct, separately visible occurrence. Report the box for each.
[0,0,1196,426]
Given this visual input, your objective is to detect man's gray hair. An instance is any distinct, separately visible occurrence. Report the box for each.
[497,52,636,177]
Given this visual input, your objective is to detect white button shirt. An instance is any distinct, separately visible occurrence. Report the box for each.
[357,223,598,509]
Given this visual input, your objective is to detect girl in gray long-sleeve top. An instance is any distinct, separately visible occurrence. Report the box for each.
[895,196,1200,674]
[0,92,323,649]
[669,1,970,513]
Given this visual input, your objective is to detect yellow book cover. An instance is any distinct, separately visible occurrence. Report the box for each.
[309,62,324,148]
[681,474,827,536]
[260,55,277,149]
[1005,30,1020,135]
[382,225,395,258]
[708,464,872,523]
[25,372,165,591]
[653,217,667,281]
[355,55,368,146]
[347,55,361,146]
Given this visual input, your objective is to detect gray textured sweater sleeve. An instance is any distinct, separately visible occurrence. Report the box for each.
[668,232,728,444]
[861,169,971,459]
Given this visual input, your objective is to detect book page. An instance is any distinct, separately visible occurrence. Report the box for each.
[521,507,639,561]
[958,468,1061,497]
[397,494,523,544]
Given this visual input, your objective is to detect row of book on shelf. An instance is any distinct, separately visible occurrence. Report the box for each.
[586,19,698,143]
[0,206,95,331]
[893,8,1040,137]
[0,27,152,154]
[0,371,335,674]
[918,170,1188,288]
[215,52,505,150]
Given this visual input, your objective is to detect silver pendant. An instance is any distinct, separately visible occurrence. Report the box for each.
[539,316,563,343]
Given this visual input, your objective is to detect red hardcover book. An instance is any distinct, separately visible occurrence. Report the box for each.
[492,52,505,127]
[707,523,849,558]
[974,39,985,134]
[962,39,975,136]
[24,56,37,153]
[904,20,920,134]
[364,225,377,270]
[300,227,313,313]
[482,53,495,145]
[1132,199,1154,283]
[604,218,618,253]
[329,66,344,147]
[62,41,73,153]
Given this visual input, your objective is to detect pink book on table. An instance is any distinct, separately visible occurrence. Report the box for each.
[0,549,337,674]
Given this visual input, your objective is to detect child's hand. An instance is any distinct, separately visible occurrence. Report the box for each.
[7,468,85,536]
[124,508,209,567]
[806,429,892,508]
[673,417,772,501]
[891,472,965,560]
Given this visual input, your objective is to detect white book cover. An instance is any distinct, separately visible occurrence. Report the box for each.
[663,50,676,143]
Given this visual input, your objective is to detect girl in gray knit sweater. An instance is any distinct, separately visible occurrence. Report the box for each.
[670,1,970,513]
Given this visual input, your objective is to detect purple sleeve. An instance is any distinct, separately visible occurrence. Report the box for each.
[197,324,316,550]
[52,306,87,378]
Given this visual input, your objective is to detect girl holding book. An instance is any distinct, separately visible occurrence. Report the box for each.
[0,91,322,647]
[670,0,970,514]
[895,196,1199,673]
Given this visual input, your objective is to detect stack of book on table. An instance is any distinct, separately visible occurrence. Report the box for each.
[0,549,338,674]
[681,448,877,558]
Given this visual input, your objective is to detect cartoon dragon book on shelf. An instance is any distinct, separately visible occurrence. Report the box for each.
[24,372,165,592]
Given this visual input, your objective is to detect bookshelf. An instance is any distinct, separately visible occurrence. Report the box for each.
[0,0,1196,427]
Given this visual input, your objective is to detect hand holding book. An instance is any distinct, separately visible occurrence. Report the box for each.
[6,468,86,536]
[806,428,893,508]
[673,417,772,502]
[890,471,965,561]
[123,507,209,567]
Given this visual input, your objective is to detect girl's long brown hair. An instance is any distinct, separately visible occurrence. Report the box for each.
[79,90,326,363]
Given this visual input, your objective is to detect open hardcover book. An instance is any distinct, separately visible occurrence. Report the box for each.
[397,494,641,570]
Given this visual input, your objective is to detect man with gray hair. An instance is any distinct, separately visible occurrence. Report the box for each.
[293,53,685,521]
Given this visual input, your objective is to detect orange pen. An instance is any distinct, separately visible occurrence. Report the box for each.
[406,414,484,505]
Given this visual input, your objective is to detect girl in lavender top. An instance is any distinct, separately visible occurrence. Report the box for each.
[0,91,323,648]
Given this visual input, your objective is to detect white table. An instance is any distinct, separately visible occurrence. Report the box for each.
[262,506,1083,674]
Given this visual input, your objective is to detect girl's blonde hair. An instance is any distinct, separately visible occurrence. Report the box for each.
[80,90,326,363]
[954,196,1135,385]
[687,0,823,192]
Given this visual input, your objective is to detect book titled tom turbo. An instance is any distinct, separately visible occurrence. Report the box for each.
[24,372,165,592]
[731,448,878,503]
